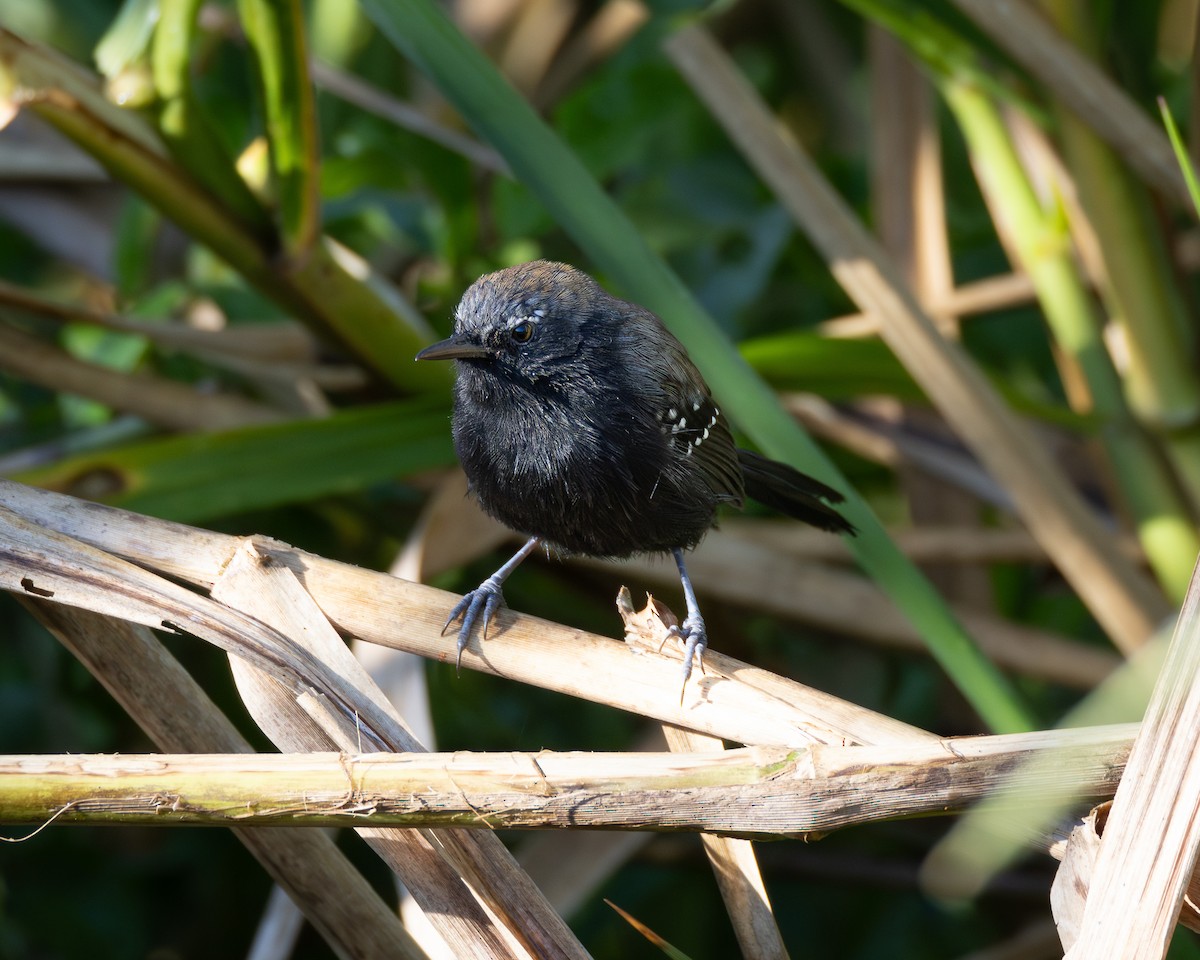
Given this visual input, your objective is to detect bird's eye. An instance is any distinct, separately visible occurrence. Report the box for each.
[510,321,534,343]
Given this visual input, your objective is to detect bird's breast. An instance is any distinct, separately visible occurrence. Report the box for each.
[451,382,720,557]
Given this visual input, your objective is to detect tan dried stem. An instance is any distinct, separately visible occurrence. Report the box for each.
[663,23,1169,656]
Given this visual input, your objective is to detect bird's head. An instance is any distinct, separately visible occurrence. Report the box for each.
[416,260,615,391]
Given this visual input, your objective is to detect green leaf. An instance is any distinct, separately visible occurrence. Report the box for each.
[237,0,321,256]
[16,399,454,522]
[742,332,927,402]
[1159,96,1200,222]
[152,0,274,236]
[94,0,157,81]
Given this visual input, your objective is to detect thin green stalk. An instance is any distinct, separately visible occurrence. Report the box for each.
[357,0,1035,732]
[944,77,1200,603]
[152,0,274,237]
[1160,97,1200,219]
[15,398,452,522]
[236,0,321,257]
[1039,0,1200,516]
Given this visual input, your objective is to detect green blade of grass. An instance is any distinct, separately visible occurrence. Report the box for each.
[15,399,453,522]
[1159,97,1200,222]
[605,900,693,960]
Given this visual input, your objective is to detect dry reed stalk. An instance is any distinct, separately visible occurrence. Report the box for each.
[819,272,1041,338]
[662,23,1170,655]
[17,602,425,959]
[496,0,575,96]
[1063,557,1200,957]
[868,27,999,612]
[586,530,1120,691]
[411,478,1118,690]
[0,323,286,430]
[783,394,1015,508]
[532,0,649,108]
[726,521,1053,566]
[1,487,586,958]
[868,26,955,327]
[0,478,925,747]
[0,725,1135,835]
[212,540,583,960]
[0,278,319,362]
[0,281,363,403]
[309,60,508,174]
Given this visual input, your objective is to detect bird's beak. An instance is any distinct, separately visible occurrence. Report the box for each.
[415,335,493,362]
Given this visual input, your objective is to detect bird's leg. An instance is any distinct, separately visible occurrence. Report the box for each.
[443,536,541,672]
[668,547,707,689]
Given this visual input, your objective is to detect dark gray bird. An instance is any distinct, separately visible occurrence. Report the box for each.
[416,260,854,686]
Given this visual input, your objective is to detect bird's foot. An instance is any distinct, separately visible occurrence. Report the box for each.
[442,575,507,673]
[667,613,707,696]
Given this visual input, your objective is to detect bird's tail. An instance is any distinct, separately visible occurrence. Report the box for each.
[737,449,856,535]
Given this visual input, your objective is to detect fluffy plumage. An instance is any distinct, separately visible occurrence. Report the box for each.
[417,260,854,685]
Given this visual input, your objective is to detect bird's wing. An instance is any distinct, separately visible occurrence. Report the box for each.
[657,356,745,507]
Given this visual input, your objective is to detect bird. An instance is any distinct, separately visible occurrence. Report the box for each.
[416,260,855,688]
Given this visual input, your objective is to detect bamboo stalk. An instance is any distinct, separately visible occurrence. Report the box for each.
[0,725,1133,836]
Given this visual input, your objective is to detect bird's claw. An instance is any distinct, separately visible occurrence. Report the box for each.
[442,577,507,673]
[667,614,707,698]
